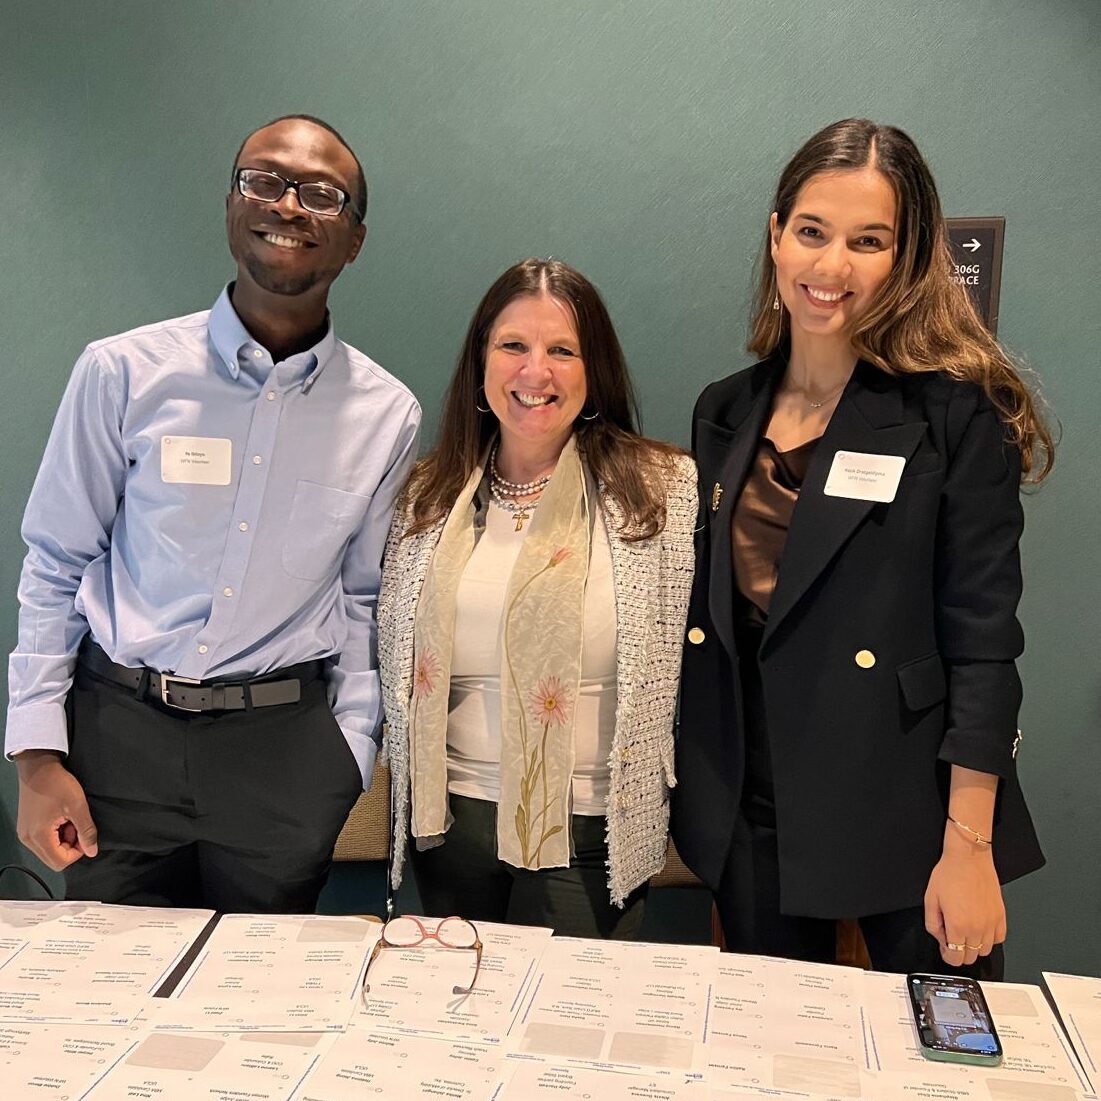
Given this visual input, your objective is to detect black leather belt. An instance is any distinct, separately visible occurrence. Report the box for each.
[79,642,322,713]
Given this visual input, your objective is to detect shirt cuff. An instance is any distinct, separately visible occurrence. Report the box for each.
[339,724,380,792]
[4,701,70,759]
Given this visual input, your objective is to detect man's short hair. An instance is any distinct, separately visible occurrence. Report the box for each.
[231,114,368,222]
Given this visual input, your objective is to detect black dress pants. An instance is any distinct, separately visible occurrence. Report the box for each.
[410,794,647,939]
[62,662,363,913]
[716,620,1004,979]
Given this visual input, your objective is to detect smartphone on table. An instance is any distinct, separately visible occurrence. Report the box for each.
[906,973,1003,1067]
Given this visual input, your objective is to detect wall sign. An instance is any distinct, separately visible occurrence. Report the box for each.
[946,217,1005,335]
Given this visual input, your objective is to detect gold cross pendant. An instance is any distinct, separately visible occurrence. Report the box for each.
[514,508,530,532]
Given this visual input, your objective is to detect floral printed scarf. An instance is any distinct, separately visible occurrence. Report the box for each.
[409,434,591,870]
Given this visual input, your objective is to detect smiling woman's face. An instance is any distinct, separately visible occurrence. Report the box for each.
[483,293,587,460]
[771,166,897,347]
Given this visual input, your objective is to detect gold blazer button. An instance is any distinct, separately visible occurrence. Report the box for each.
[854,649,876,669]
[687,627,706,645]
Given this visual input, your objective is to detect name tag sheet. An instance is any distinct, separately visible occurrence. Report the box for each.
[154,914,377,1033]
[706,954,868,1097]
[510,936,717,1075]
[289,1026,505,1101]
[292,918,553,1101]
[0,901,213,1025]
[860,970,1093,1101]
[357,918,553,1044]
[1044,972,1101,1096]
[77,1024,337,1101]
[702,954,1094,1101]
[2,901,1098,1101]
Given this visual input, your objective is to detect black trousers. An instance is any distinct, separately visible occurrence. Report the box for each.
[409,794,647,939]
[716,619,1004,979]
[62,661,363,913]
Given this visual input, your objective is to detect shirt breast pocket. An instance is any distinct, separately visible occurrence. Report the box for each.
[283,480,371,582]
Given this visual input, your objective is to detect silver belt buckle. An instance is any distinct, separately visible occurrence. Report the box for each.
[160,673,203,712]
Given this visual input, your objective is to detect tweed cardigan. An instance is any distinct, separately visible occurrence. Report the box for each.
[378,451,697,906]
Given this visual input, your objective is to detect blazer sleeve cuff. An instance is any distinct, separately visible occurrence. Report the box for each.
[937,732,1016,781]
[936,659,1022,780]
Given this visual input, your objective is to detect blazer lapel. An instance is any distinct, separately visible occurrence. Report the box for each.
[703,362,782,662]
[761,362,927,650]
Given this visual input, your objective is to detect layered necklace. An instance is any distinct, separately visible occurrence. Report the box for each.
[489,445,552,532]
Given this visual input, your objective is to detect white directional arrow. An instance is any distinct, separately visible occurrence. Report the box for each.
[962,238,981,252]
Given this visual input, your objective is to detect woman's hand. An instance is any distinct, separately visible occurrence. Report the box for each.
[924,824,1006,968]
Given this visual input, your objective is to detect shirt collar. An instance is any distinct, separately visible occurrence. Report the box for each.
[207,284,338,390]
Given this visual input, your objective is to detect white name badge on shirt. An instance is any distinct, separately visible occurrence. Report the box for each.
[161,436,232,485]
[823,449,906,503]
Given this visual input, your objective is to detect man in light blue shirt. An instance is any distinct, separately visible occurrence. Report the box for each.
[7,115,420,911]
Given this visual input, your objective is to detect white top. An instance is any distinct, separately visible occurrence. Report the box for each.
[446,499,618,815]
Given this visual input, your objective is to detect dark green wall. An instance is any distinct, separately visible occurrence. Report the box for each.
[2,1,1098,980]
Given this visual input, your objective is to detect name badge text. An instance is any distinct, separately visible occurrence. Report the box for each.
[161,436,232,485]
[823,450,906,503]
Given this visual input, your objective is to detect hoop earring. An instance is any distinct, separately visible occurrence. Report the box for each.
[475,386,491,413]
[579,407,600,422]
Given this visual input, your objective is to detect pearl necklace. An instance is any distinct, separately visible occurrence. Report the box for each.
[488,446,554,530]
[489,481,540,531]
[489,445,552,496]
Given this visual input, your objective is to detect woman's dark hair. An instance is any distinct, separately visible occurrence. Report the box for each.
[748,118,1053,481]
[405,257,683,539]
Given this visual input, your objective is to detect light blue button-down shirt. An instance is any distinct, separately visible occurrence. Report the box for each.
[6,287,420,787]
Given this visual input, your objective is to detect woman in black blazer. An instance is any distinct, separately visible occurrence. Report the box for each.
[672,119,1054,976]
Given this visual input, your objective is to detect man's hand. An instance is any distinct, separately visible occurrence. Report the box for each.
[15,750,99,870]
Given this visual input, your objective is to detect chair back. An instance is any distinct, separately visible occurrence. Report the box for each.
[649,838,704,888]
[333,763,391,862]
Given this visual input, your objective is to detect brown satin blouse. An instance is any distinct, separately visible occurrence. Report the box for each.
[732,436,821,622]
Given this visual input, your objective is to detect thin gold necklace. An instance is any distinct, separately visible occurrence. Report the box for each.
[805,382,848,409]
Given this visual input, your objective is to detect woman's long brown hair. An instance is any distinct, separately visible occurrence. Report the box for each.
[748,118,1054,481]
[405,258,684,540]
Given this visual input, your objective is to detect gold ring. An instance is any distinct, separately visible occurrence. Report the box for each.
[946,942,965,951]
[965,943,983,951]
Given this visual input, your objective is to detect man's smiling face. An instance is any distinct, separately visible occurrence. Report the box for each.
[226,118,365,298]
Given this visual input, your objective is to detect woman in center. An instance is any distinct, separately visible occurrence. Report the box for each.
[379,258,696,937]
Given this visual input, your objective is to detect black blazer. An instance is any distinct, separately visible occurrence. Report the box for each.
[671,357,1043,918]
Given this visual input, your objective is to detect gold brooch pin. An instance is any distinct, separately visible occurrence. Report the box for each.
[711,483,723,512]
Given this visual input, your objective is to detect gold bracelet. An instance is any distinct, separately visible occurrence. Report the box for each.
[948,815,992,846]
